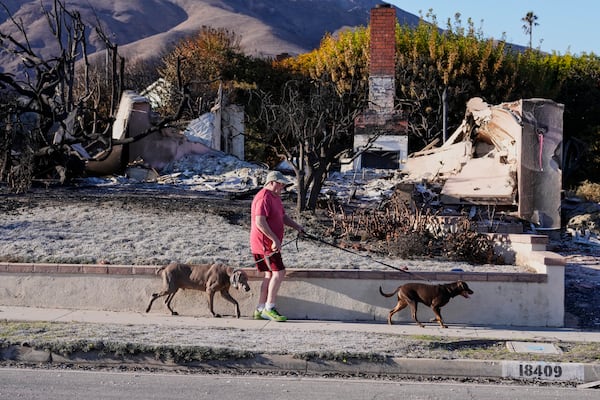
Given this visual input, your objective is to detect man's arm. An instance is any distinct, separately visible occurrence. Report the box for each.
[255,215,281,251]
[284,214,304,233]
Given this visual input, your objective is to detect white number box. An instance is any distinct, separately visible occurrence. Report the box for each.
[502,361,584,381]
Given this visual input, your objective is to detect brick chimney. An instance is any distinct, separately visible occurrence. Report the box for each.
[368,4,396,114]
[345,4,406,173]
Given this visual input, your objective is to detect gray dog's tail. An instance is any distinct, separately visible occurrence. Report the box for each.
[379,286,399,298]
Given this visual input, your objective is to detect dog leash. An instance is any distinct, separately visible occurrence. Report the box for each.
[242,236,300,269]
[301,232,432,281]
[245,233,431,282]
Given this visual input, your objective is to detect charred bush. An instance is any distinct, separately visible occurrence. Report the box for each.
[325,186,498,264]
[441,223,496,264]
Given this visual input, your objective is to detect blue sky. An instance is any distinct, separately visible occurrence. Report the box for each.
[387,1,598,55]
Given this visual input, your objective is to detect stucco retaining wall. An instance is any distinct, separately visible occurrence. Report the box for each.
[0,261,564,328]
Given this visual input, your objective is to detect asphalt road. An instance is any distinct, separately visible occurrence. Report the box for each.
[0,368,597,400]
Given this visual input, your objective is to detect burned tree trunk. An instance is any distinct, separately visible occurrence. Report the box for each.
[0,0,122,191]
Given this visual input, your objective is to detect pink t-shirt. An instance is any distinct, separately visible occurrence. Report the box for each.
[250,188,285,254]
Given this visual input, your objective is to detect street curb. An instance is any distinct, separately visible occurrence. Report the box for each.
[3,345,599,385]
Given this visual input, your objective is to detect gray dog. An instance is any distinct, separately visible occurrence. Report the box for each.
[146,262,250,318]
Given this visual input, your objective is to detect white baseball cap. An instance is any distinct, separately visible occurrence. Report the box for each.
[265,170,291,186]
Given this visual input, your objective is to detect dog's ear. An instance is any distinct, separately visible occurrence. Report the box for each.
[230,270,239,288]
[230,269,243,288]
[459,281,473,293]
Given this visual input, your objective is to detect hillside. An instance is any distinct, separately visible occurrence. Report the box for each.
[0,0,421,75]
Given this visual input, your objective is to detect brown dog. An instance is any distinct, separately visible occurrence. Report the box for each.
[379,281,473,328]
[146,262,250,318]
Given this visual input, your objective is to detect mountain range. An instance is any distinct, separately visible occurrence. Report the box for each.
[0,0,422,75]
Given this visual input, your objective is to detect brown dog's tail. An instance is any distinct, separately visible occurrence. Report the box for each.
[155,265,166,275]
[379,286,399,298]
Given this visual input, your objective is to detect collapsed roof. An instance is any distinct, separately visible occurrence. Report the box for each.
[403,97,564,229]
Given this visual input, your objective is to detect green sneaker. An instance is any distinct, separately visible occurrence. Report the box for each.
[253,309,265,320]
[261,308,287,322]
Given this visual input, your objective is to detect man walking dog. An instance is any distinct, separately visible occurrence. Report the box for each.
[250,171,304,322]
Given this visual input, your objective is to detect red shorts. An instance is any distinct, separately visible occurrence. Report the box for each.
[253,252,285,272]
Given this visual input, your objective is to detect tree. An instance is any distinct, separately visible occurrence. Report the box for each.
[158,26,244,117]
[251,75,367,212]
[245,29,370,212]
[521,11,539,50]
[554,53,600,185]
[0,0,192,192]
[0,0,121,190]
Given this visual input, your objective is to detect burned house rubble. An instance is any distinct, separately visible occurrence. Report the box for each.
[80,90,564,232]
[83,89,254,187]
[400,96,564,231]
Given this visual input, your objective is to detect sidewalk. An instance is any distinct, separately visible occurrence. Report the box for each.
[1,305,599,343]
[1,306,599,386]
